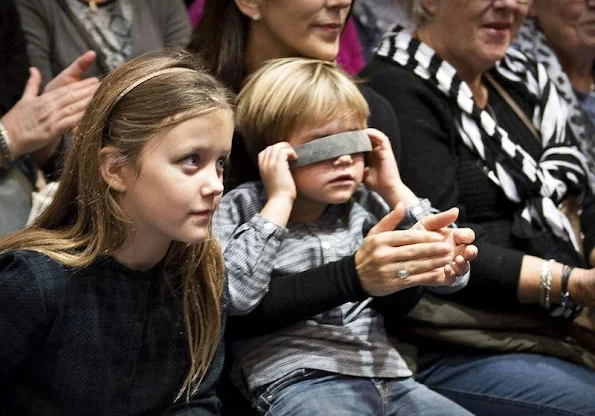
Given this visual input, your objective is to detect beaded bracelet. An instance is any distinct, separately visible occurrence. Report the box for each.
[550,265,583,320]
[0,122,15,166]
[540,259,554,310]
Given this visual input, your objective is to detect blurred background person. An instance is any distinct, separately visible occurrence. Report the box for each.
[16,0,191,88]
[514,0,595,184]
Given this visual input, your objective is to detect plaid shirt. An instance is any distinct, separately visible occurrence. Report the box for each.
[0,250,223,416]
[213,182,468,392]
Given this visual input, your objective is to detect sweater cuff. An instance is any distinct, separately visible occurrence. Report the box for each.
[340,255,368,301]
[466,242,524,304]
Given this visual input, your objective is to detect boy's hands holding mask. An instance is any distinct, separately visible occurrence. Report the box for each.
[362,128,420,208]
[258,142,298,226]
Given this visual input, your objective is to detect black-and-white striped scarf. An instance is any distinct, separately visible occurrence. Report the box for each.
[377,28,590,252]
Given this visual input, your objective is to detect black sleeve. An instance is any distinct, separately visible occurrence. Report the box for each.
[227,256,367,339]
[360,85,403,165]
[0,0,29,115]
[361,60,524,305]
[583,193,595,263]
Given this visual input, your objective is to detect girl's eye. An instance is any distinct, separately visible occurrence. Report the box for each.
[182,154,199,167]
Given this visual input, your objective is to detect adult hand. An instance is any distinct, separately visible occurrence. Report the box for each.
[44,50,97,93]
[258,142,298,202]
[355,203,459,296]
[0,51,99,162]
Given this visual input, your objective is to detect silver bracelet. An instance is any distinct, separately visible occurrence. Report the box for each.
[0,122,15,166]
[540,259,554,310]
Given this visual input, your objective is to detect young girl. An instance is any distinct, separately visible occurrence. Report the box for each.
[0,50,234,415]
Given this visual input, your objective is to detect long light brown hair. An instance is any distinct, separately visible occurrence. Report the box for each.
[0,49,233,401]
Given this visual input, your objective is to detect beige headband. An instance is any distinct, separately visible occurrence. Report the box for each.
[108,67,198,113]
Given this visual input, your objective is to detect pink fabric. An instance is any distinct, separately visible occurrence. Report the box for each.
[335,18,366,75]
[187,0,366,75]
[188,0,205,27]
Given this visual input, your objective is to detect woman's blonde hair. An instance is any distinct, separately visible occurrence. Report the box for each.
[236,58,369,162]
[0,49,233,402]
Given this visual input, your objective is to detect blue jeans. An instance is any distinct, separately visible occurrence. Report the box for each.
[254,369,473,416]
[416,352,595,416]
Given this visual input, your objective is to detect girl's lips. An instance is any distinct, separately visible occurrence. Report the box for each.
[191,210,213,219]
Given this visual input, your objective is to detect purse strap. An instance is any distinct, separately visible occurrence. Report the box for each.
[484,73,540,140]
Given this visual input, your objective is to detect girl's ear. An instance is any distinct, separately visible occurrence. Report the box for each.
[98,146,130,193]
[234,0,262,20]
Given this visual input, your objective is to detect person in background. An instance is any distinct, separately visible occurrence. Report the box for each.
[513,0,595,185]
[0,46,99,235]
[187,0,366,75]
[15,0,191,88]
[0,50,233,415]
[361,0,595,414]
[0,0,29,116]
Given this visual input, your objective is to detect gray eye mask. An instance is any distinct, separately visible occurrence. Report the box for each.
[292,130,372,167]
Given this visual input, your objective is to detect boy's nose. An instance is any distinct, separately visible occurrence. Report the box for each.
[333,154,354,166]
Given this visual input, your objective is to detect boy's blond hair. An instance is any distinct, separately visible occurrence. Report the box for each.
[236,58,370,162]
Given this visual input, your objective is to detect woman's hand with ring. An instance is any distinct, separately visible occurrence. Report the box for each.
[355,203,459,296]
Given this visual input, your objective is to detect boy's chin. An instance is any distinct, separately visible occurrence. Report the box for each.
[324,194,353,205]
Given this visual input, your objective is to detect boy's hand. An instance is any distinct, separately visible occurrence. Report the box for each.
[362,128,421,207]
[258,142,298,202]
[258,143,298,227]
[362,128,401,200]
[414,208,478,279]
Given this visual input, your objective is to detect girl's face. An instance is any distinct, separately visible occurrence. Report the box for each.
[119,109,233,247]
[532,0,595,58]
[248,0,352,61]
[418,0,529,76]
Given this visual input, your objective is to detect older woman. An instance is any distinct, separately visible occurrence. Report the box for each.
[361,0,595,414]
[514,0,595,185]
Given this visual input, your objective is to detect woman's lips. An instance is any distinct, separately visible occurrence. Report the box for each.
[314,23,342,33]
[482,22,512,39]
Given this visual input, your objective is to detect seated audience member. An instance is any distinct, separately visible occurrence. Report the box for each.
[15,0,191,88]
[0,50,232,415]
[361,0,595,414]
[514,0,595,183]
[0,51,98,235]
[213,57,477,416]
[187,0,365,75]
